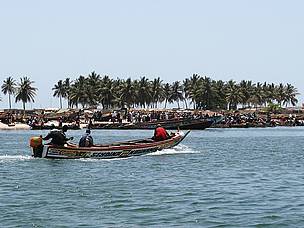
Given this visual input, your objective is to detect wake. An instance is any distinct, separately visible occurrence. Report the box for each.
[148,144,197,156]
[0,155,33,162]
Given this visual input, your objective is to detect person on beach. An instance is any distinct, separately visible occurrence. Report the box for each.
[41,125,73,146]
[152,124,170,141]
[79,129,94,147]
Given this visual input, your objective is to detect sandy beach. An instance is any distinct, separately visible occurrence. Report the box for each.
[0,122,30,130]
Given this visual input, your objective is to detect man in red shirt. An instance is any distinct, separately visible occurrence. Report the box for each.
[153,124,170,141]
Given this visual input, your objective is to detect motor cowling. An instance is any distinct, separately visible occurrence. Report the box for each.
[30,136,42,148]
[30,136,43,157]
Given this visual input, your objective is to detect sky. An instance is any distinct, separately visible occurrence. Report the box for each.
[0,0,303,109]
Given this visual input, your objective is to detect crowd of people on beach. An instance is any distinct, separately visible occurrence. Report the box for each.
[215,112,270,127]
[213,112,304,127]
[92,109,212,123]
[1,108,304,129]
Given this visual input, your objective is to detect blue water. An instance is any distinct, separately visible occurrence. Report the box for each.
[1,128,304,227]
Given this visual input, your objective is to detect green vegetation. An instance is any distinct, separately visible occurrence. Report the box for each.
[1,76,16,109]
[52,80,66,109]
[1,76,37,110]
[0,73,299,110]
[264,102,282,113]
[14,77,37,111]
[53,72,299,110]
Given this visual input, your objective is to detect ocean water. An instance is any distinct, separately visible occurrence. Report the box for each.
[1,128,304,227]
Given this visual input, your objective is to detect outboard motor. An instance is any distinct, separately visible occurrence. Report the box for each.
[30,136,44,157]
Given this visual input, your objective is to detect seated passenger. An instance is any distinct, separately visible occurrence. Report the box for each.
[152,124,170,141]
[42,125,73,146]
[79,129,94,147]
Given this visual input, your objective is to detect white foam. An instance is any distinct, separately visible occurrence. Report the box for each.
[0,155,33,162]
[78,157,130,162]
[148,144,198,156]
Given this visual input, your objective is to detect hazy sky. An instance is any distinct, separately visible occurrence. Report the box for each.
[0,0,303,109]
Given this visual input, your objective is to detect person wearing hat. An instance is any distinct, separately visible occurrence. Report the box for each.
[152,124,170,141]
[79,129,94,147]
[42,125,73,146]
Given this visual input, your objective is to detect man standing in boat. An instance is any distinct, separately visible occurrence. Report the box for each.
[41,125,73,146]
[152,124,170,141]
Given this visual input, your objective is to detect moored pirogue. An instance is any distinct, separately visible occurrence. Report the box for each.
[29,131,190,159]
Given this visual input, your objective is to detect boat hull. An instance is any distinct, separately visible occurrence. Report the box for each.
[32,131,190,159]
[31,125,80,130]
[91,118,216,130]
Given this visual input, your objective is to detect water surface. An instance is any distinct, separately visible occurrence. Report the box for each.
[0,128,304,227]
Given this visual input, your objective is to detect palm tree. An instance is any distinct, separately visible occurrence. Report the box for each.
[1,76,16,109]
[170,81,184,109]
[189,80,204,109]
[265,83,276,105]
[120,78,136,108]
[150,77,164,108]
[15,77,37,112]
[136,77,151,108]
[98,77,116,109]
[211,80,227,110]
[225,80,243,110]
[248,82,264,109]
[183,78,191,109]
[58,78,72,108]
[52,80,66,109]
[188,74,201,109]
[112,78,125,108]
[201,76,214,110]
[87,71,101,107]
[239,80,254,108]
[163,83,172,109]
[275,83,285,107]
[283,83,298,106]
[69,76,88,108]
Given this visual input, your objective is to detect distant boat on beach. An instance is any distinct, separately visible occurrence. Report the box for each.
[89,116,222,130]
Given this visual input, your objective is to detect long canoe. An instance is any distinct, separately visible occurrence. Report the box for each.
[30,131,190,159]
[90,117,222,130]
[30,124,81,130]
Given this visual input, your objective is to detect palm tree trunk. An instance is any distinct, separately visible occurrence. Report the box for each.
[23,102,25,115]
[8,94,11,110]
[60,96,62,109]
[177,100,180,109]
[184,99,188,109]
[164,99,167,109]
[67,97,71,108]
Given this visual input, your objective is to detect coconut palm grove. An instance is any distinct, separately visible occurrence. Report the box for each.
[1,72,300,110]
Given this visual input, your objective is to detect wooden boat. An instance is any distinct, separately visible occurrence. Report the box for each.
[90,116,222,130]
[119,118,213,130]
[30,130,190,159]
[30,124,81,130]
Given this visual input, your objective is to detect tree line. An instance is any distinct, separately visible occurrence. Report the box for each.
[1,72,299,110]
[1,76,37,110]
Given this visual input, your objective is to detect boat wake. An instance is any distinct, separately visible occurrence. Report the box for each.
[77,145,196,162]
[148,144,197,156]
[79,157,130,162]
[0,155,33,163]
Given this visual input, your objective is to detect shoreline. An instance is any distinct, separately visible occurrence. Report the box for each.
[0,122,30,130]
[1,107,304,130]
